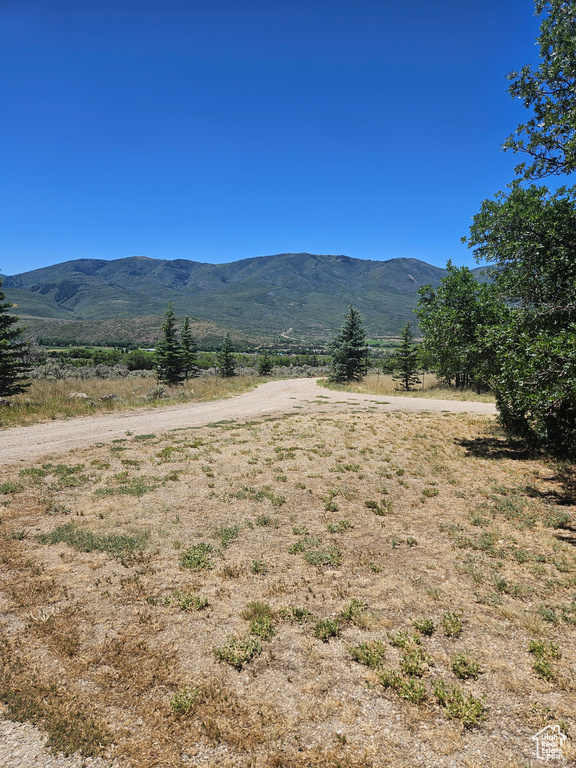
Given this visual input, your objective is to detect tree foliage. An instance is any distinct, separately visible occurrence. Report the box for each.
[156,304,185,386]
[416,262,504,390]
[392,323,421,392]
[504,0,576,179]
[453,1,576,456]
[180,316,199,380]
[328,306,367,383]
[257,350,273,376]
[217,333,236,378]
[0,278,31,397]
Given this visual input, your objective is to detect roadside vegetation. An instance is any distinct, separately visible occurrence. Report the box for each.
[1,405,575,766]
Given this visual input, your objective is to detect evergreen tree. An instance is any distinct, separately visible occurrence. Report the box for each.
[0,278,31,397]
[393,323,421,391]
[156,304,185,385]
[217,333,236,377]
[328,305,367,383]
[180,316,199,379]
[257,350,273,376]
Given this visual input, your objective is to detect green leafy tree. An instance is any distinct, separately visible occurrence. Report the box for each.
[257,350,274,376]
[0,278,31,397]
[466,183,576,454]
[462,1,576,457]
[328,305,367,383]
[504,0,576,179]
[392,323,421,391]
[156,304,185,385]
[416,262,504,390]
[217,333,236,377]
[180,316,199,379]
[124,349,156,371]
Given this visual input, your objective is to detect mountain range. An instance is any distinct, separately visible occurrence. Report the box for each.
[2,253,451,346]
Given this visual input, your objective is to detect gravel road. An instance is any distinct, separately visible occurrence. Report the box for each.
[1,378,496,465]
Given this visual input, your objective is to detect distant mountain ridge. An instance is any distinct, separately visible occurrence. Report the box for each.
[3,253,450,343]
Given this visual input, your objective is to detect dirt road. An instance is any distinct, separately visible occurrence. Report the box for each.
[0,378,496,464]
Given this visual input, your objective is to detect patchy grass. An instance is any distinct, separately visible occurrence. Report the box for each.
[1,408,576,766]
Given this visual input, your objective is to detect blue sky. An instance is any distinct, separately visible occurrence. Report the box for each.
[0,0,540,276]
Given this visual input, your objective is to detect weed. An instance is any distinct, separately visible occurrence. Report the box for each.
[166,590,209,611]
[432,680,485,727]
[412,618,435,636]
[340,599,369,627]
[365,499,391,516]
[327,520,353,533]
[387,630,421,650]
[324,500,339,512]
[213,635,261,669]
[304,545,342,567]
[249,617,275,640]
[251,560,268,574]
[422,488,439,498]
[242,601,274,622]
[532,659,557,681]
[0,482,22,495]
[442,610,464,638]
[180,542,214,570]
[94,475,159,497]
[170,686,199,715]
[292,525,309,535]
[255,515,273,526]
[214,524,240,548]
[399,678,427,704]
[349,641,387,668]
[314,618,341,642]
[538,605,559,624]
[282,606,312,623]
[369,562,382,573]
[452,653,480,680]
[400,649,427,677]
[37,523,147,557]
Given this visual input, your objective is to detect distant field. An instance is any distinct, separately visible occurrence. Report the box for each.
[1,405,574,766]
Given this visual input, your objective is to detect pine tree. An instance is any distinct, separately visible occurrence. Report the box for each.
[217,333,236,377]
[328,305,367,383]
[180,316,199,379]
[257,350,273,376]
[0,278,31,397]
[156,304,185,385]
[393,323,421,391]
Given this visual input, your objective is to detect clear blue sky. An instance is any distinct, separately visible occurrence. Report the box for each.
[0,0,540,276]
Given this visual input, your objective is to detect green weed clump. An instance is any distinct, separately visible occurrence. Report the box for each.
[452,653,480,680]
[166,590,209,611]
[214,524,241,548]
[412,618,435,636]
[326,520,353,533]
[94,474,158,497]
[37,523,147,557]
[442,610,464,638]
[170,686,199,715]
[304,546,342,567]
[242,602,275,639]
[432,680,485,727]
[340,599,369,627]
[378,671,427,704]
[180,542,214,570]
[314,618,341,642]
[282,606,312,623]
[529,639,561,680]
[349,641,387,668]
[213,635,262,669]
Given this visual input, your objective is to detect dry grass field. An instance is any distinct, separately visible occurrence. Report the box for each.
[1,400,575,767]
[323,373,496,402]
[0,376,261,429]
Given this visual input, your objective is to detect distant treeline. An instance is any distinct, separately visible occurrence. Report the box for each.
[33,346,401,372]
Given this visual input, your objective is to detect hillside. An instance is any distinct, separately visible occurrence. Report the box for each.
[3,253,448,344]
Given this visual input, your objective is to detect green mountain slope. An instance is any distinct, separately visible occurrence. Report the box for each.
[3,253,449,343]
